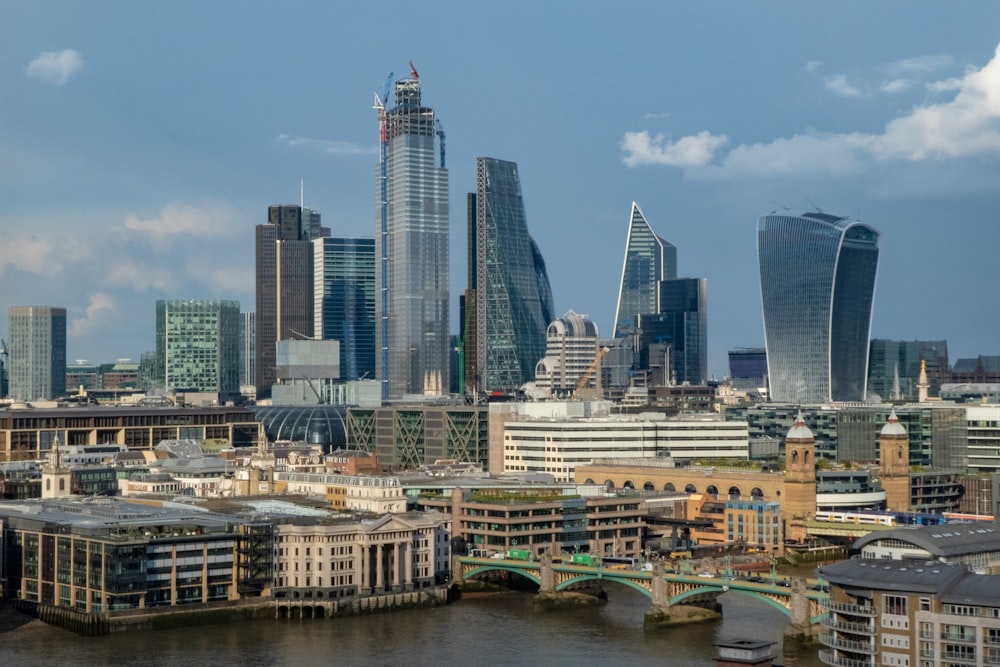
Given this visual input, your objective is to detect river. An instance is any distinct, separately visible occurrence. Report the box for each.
[2,585,822,666]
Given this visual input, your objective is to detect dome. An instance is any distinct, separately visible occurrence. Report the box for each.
[786,412,814,440]
[881,408,907,437]
[252,405,349,453]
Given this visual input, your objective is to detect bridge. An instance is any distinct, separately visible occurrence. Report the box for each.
[454,555,829,626]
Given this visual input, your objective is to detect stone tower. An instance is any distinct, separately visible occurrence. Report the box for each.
[879,408,910,512]
[41,435,72,499]
[783,412,816,541]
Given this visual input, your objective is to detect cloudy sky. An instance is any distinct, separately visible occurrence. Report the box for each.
[3,2,1000,378]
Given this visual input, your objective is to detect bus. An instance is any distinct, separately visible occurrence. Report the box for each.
[602,556,637,570]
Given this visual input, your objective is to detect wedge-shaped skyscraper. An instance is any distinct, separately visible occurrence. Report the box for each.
[613,202,676,337]
[466,157,554,394]
[757,211,880,403]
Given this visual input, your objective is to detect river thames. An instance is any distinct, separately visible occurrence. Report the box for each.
[3,584,822,667]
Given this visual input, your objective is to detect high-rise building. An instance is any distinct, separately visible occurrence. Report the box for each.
[239,311,255,389]
[375,66,449,400]
[728,347,768,390]
[534,311,600,397]
[255,204,328,398]
[313,237,376,382]
[867,338,948,401]
[613,201,677,338]
[636,278,707,386]
[155,299,240,395]
[7,306,66,401]
[757,212,879,403]
[464,157,554,395]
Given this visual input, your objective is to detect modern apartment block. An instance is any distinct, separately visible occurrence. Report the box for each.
[7,306,67,401]
[375,66,449,400]
[464,157,553,396]
[155,299,240,395]
[613,201,677,337]
[313,237,375,382]
[757,212,879,403]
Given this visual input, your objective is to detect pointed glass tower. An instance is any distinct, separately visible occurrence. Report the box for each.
[613,202,676,337]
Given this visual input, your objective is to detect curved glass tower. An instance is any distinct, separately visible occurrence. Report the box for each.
[613,202,676,337]
[757,212,879,403]
[468,157,553,394]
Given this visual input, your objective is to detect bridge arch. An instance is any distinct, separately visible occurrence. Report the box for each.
[555,574,653,599]
[670,587,792,618]
[462,565,543,587]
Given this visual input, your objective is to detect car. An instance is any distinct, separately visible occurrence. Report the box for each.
[698,572,715,578]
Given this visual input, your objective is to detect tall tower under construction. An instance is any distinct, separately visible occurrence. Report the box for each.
[375,64,449,400]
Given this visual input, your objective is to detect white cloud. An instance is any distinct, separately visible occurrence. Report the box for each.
[928,77,963,93]
[621,130,728,168]
[644,112,672,120]
[69,293,115,337]
[880,78,913,94]
[121,202,238,246]
[104,260,176,292]
[804,60,823,73]
[273,133,375,156]
[888,54,954,75]
[25,50,84,85]
[0,235,59,276]
[825,74,863,98]
[623,42,1000,178]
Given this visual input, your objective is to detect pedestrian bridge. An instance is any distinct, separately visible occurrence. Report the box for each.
[454,556,829,625]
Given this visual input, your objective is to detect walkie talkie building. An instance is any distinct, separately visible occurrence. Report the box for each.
[757,212,880,403]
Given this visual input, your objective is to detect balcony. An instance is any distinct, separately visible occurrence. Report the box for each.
[819,633,878,655]
[823,618,876,635]
[817,649,875,667]
[822,599,878,616]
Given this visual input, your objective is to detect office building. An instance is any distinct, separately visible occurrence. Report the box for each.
[154,299,240,395]
[534,311,601,397]
[255,204,328,399]
[375,66,449,400]
[757,212,879,402]
[728,348,768,390]
[7,306,67,401]
[636,277,708,386]
[867,338,948,401]
[239,311,255,389]
[613,202,677,337]
[313,237,375,381]
[465,157,553,395]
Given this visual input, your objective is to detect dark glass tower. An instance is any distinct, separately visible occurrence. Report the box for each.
[376,68,449,399]
[613,201,677,337]
[255,204,328,398]
[636,278,707,386]
[466,157,554,395]
[757,212,880,403]
[314,237,376,382]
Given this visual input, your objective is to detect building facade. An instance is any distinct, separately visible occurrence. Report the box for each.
[376,68,449,400]
[637,277,708,386]
[613,201,677,338]
[757,212,880,403]
[155,300,240,395]
[8,306,67,401]
[313,237,375,382]
[867,338,949,401]
[534,311,601,397]
[239,311,255,390]
[255,205,328,399]
[465,157,553,396]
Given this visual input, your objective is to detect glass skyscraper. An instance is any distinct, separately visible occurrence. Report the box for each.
[757,212,880,403]
[314,237,376,382]
[466,157,554,395]
[613,202,676,338]
[7,306,66,401]
[376,69,449,399]
[155,299,240,395]
[636,278,707,386]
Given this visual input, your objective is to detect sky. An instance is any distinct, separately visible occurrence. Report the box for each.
[3,2,1000,379]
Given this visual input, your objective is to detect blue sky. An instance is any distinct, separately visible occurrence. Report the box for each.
[3,2,1000,379]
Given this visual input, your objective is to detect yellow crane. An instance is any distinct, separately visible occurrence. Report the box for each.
[572,346,610,399]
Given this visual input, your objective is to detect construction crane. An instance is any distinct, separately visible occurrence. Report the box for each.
[409,60,419,81]
[572,346,610,400]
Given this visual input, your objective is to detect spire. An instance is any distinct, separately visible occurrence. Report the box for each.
[917,359,930,403]
[891,362,901,401]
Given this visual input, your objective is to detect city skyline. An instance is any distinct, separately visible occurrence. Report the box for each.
[3,4,1000,379]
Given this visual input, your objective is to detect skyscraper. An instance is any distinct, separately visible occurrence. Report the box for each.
[155,299,240,394]
[314,237,376,381]
[375,65,449,399]
[7,306,66,401]
[465,157,554,395]
[613,202,677,337]
[757,211,880,403]
[255,204,328,398]
[636,278,708,386]
[239,311,255,389]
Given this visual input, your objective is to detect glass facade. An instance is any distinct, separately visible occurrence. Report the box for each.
[314,237,375,381]
[613,202,676,337]
[155,299,240,394]
[867,338,948,401]
[467,157,554,394]
[636,278,708,386]
[376,73,449,399]
[757,212,879,403]
[7,306,66,401]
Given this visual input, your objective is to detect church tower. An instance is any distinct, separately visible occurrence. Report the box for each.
[917,359,930,403]
[41,435,72,499]
[783,413,816,541]
[879,409,910,512]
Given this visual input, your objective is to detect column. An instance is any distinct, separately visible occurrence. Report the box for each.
[375,544,384,591]
[394,543,401,590]
[405,541,413,588]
